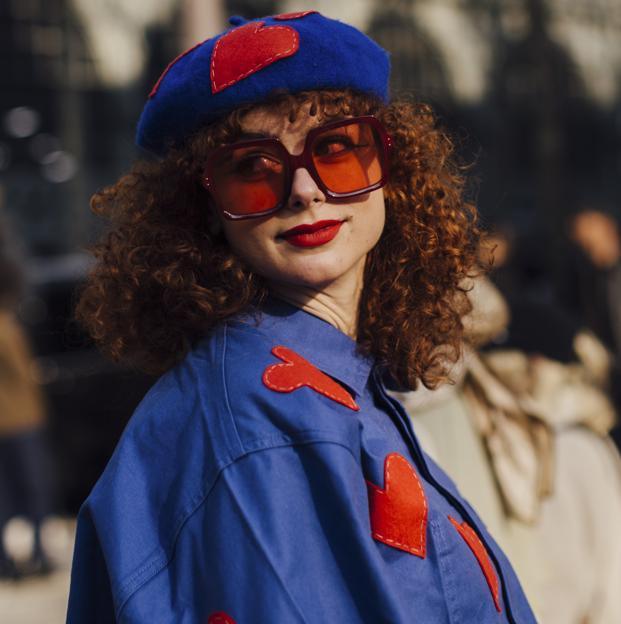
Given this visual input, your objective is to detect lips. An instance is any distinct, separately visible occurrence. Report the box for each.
[279,220,344,248]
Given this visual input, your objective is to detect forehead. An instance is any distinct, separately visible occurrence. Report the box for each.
[239,102,324,140]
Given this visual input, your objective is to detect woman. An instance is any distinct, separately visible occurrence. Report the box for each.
[67,12,536,624]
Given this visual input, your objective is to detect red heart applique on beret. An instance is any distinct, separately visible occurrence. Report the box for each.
[211,21,299,94]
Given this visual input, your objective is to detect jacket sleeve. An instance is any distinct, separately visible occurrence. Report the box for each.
[118,441,409,624]
[66,505,117,623]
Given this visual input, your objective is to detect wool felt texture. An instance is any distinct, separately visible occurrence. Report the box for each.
[263,345,359,411]
[136,11,391,155]
[210,21,300,94]
[449,515,502,612]
[366,453,428,557]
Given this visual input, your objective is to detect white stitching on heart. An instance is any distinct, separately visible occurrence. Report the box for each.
[211,22,299,93]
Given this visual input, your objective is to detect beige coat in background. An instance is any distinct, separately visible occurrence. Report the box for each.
[396,276,621,624]
[0,310,46,436]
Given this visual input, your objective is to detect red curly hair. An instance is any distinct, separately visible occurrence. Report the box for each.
[76,89,479,389]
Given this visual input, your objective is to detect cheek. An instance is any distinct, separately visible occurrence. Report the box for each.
[223,227,256,262]
[221,220,276,273]
[359,193,386,247]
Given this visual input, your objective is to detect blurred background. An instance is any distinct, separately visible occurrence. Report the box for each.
[0,0,620,621]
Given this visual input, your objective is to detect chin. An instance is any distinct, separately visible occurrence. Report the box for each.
[269,257,356,290]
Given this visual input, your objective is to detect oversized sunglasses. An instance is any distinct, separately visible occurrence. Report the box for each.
[201,115,392,220]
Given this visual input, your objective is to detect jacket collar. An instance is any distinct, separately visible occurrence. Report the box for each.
[241,296,374,399]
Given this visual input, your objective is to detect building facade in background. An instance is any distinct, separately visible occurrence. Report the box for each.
[0,0,620,511]
[1,0,620,257]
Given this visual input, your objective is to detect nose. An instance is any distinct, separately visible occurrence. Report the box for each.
[287,168,325,211]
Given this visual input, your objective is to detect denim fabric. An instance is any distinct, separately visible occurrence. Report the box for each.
[67,299,536,623]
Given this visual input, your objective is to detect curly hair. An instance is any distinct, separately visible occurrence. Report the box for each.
[76,89,479,389]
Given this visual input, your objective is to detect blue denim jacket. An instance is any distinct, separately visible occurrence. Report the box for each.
[67,299,537,623]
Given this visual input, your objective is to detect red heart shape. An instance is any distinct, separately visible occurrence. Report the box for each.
[367,453,428,557]
[211,21,299,94]
[448,516,502,612]
[263,345,359,411]
[207,612,236,624]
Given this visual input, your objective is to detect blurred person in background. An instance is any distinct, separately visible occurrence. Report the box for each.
[479,223,556,307]
[396,274,621,623]
[0,190,55,579]
[559,207,621,445]
[483,216,621,450]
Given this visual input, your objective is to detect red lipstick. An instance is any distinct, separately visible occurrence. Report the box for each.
[279,220,344,248]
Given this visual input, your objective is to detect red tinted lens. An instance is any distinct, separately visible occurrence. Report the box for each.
[311,121,384,194]
[208,143,286,216]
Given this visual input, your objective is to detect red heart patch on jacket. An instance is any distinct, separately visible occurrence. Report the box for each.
[211,21,299,94]
[367,453,428,557]
[207,612,236,624]
[448,516,502,612]
[263,345,359,411]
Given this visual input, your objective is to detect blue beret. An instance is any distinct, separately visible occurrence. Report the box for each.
[136,11,391,155]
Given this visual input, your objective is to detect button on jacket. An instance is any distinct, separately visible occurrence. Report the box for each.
[67,299,536,623]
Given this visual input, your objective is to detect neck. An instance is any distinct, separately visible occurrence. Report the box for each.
[268,261,365,339]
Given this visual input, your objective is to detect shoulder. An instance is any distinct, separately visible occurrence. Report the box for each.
[77,317,363,614]
[219,317,362,454]
[91,313,361,510]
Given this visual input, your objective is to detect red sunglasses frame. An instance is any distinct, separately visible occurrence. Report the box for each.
[201,115,393,220]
